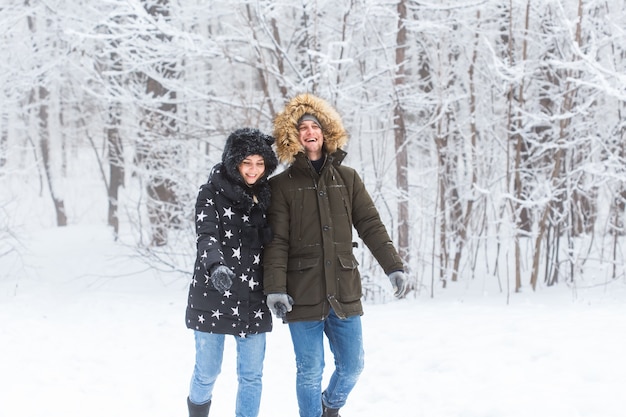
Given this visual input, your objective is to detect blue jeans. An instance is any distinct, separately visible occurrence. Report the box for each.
[189,331,266,417]
[288,309,364,417]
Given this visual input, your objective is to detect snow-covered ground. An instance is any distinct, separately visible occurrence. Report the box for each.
[1,224,625,417]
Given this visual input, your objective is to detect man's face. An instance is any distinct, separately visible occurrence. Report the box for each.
[298,120,324,159]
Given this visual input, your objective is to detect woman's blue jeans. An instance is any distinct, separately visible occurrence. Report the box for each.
[189,331,266,417]
[288,309,365,417]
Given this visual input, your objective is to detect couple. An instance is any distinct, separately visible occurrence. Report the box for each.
[185,94,408,417]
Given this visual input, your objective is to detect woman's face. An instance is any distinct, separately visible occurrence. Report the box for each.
[238,154,266,185]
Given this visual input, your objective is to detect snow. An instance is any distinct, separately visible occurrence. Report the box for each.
[1,224,626,417]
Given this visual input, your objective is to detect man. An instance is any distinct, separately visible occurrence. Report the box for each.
[263,93,408,417]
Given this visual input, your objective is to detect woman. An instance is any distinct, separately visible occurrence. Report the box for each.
[185,128,278,417]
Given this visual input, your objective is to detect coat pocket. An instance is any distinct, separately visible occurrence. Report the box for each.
[287,256,323,306]
[336,253,362,302]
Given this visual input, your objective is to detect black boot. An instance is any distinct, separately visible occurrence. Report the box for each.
[322,403,341,417]
[187,397,211,417]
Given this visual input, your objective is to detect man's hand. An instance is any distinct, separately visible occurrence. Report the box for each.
[266,293,294,319]
[388,271,407,298]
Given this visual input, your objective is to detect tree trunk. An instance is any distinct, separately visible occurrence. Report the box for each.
[569,0,596,237]
[107,110,124,239]
[435,126,449,288]
[507,0,533,292]
[27,6,66,227]
[38,86,67,227]
[141,0,179,247]
[451,9,482,283]
[394,0,410,271]
[0,110,7,170]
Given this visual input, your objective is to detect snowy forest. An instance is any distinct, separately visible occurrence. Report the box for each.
[1,0,625,298]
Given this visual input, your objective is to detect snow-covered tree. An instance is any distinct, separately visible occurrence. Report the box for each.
[1,0,625,295]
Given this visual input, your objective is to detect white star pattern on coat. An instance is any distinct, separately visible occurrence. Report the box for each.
[223,207,234,219]
[188,171,272,337]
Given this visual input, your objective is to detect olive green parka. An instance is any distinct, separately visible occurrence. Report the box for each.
[263,94,404,322]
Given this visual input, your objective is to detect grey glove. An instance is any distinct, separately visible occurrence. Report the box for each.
[388,271,407,298]
[210,265,234,293]
[266,293,294,319]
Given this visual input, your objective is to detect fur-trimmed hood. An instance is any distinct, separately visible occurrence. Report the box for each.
[219,128,278,211]
[222,127,278,183]
[273,93,348,164]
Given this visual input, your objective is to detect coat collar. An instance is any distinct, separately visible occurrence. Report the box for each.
[291,149,347,175]
[210,164,272,211]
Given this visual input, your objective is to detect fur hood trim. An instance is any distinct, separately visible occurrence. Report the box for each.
[273,93,348,164]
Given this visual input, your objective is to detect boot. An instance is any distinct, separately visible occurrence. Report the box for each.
[187,397,211,417]
[322,403,341,417]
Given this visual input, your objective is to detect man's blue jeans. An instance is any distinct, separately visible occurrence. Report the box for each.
[189,331,266,417]
[288,309,365,417]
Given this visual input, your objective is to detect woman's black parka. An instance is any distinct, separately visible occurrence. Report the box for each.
[186,128,278,337]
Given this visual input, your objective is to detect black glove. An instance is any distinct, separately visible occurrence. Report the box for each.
[266,293,294,319]
[388,271,407,298]
[210,265,234,293]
